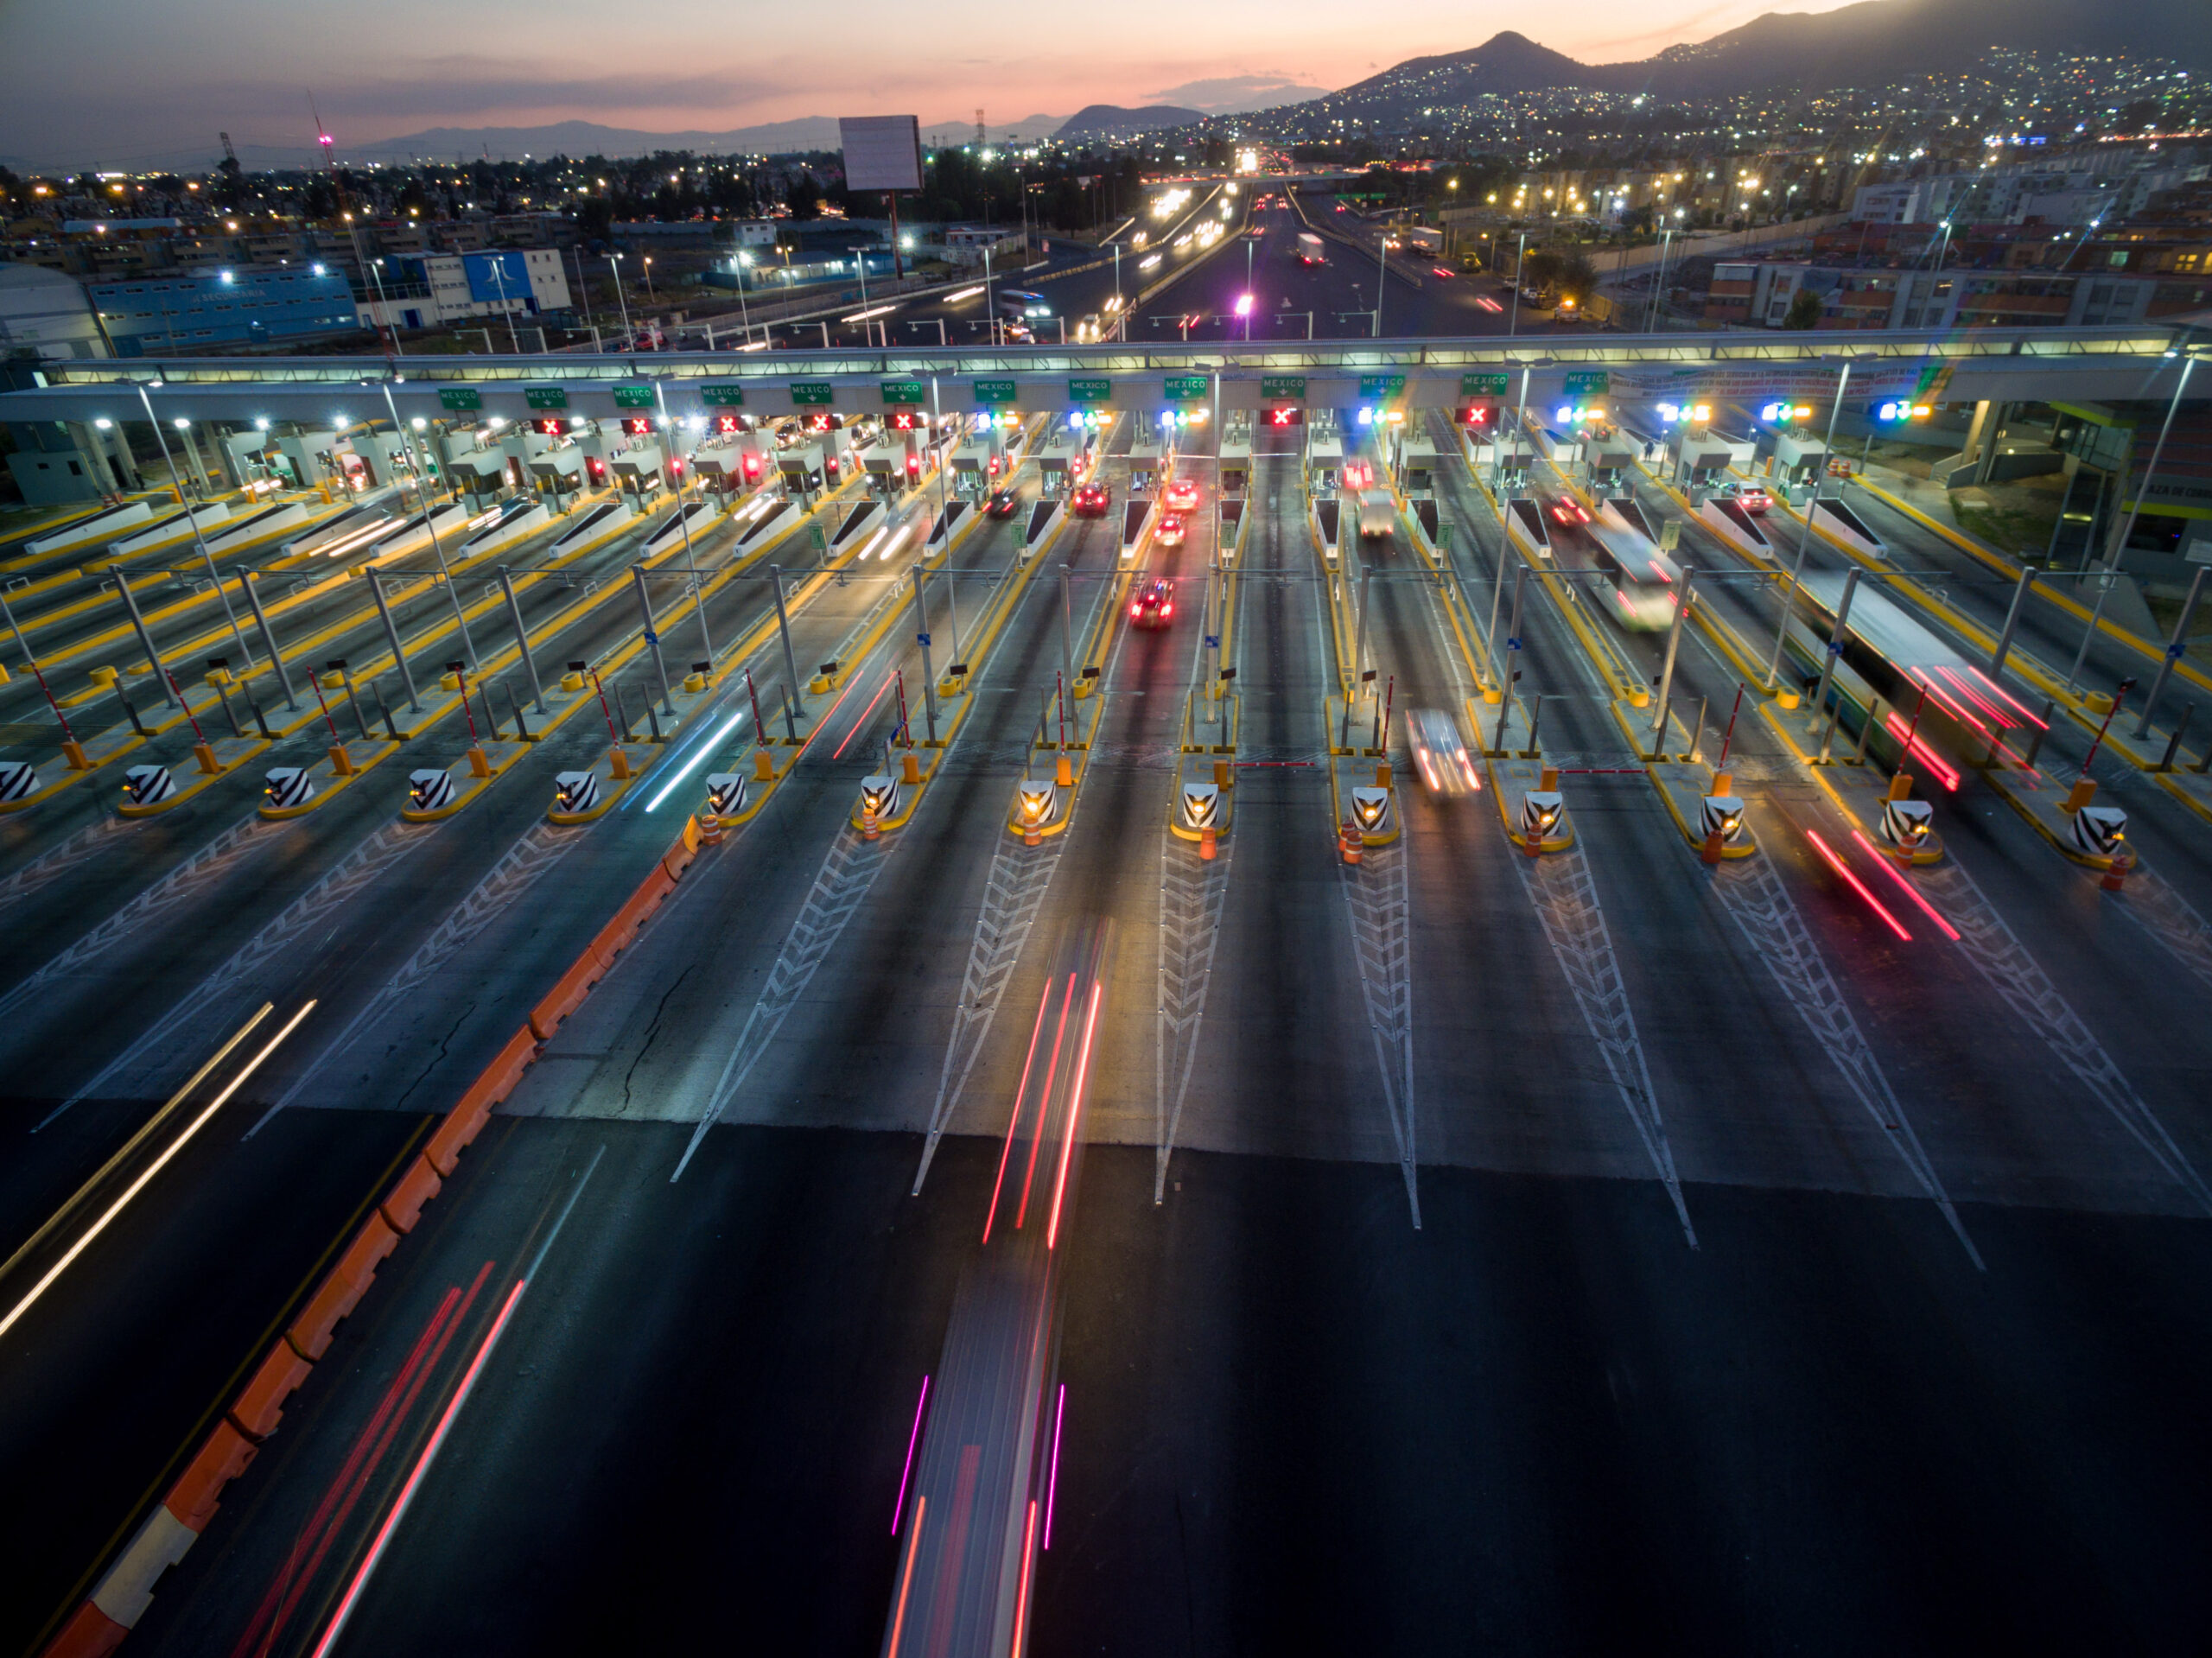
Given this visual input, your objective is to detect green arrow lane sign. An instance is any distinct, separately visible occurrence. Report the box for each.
[1262,375,1306,400]
[613,385,656,410]
[972,378,1018,405]
[1358,373,1406,400]
[436,387,482,411]
[1461,373,1510,398]
[700,384,746,408]
[524,386,569,411]
[1163,374,1208,402]
[881,378,926,405]
[1068,378,1112,403]
[790,381,836,406]
[1564,369,1610,396]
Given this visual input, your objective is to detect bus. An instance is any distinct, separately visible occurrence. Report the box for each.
[995,289,1052,323]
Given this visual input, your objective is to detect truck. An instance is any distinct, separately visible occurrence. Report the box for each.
[1357,489,1396,539]
[1296,232,1325,266]
[1407,226,1443,255]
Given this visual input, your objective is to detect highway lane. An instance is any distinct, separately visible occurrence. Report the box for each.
[7,401,2212,1655]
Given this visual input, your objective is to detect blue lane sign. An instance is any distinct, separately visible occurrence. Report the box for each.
[1205,634,1219,647]
[1507,636,1522,650]
[918,632,932,647]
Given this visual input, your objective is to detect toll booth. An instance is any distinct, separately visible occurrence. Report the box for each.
[1772,429,1830,492]
[448,446,512,507]
[1219,422,1252,499]
[778,438,831,503]
[1392,435,1439,499]
[610,446,664,502]
[275,428,343,490]
[1581,433,1634,492]
[948,431,1002,500]
[1306,430,1344,496]
[861,433,924,499]
[1036,424,1096,499]
[1127,415,1163,496]
[1669,430,1739,493]
[530,441,588,509]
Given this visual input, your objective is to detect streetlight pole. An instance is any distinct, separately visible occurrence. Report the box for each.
[734,253,753,344]
[1508,231,1526,339]
[367,257,404,356]
[653,379,713,666]
[982,243,998,346]
[488,257,522,353]
[135,382,253,670]
[609,253,634,352]
[1764,359,1853,689]
[642,256,657,303]
[1374,233,1387,338]
[2069,346,2197,690]
[380,379,479,671]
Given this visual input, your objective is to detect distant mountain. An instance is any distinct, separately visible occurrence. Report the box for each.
[1260,0,2212,131]
[1056,105,1207,141]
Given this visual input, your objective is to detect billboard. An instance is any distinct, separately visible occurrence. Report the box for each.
[839,115,924,194]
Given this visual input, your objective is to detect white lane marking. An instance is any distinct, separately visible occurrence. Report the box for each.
[1154,832,1232,1202]
[671,826,894,1180]
[35,823,434,1128]
[0,813,276,1028]
[247,822,585,1134]
[913,836,1065,1194]
[1338,838,1421,1228]
[2107,862,2212,995]
[0,816,134,916]
[1710,850,1984,1267]
[1516,847,1699,1248]
[1912,857,2212,1217]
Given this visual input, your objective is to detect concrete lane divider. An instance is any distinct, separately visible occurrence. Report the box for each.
[41,812,709,1658]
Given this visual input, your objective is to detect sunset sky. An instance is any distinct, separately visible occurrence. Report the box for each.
[0,0,1864,167]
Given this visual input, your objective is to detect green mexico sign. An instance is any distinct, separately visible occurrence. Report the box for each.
[790,381,836,406]
[1358,373,1406,400]
[700,384,746,408]
[613,385,656,410]
[1163,374,1208,402]
[1068,378,1112,404]
[1461,373,1510,399]
[880,378,926,405]
[436,387,482,411]
[972,378,1019,404]
[1262,375,1306,400]
[524,386,569,411]
[1563,369,1610,396]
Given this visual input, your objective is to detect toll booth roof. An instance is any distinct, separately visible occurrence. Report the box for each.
[1799,569,1977,673]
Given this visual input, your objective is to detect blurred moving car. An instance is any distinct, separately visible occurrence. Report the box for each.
[1548,498,1592,526]
[1720,481,1771,514]
[986,487,1019,518]
[1154,512,1187,549]
[1407,708,1481,797]
[1129,579,1176,629]
[1162,477,1201,512]
[1072,482,1110,517]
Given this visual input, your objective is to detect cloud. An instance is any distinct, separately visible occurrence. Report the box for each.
[1146,73,1332,114]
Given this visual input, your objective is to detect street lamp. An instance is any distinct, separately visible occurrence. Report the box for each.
[366,257,403,357]
[734,251,753,343]
[642,256,656,302]
[1236,292,1255,340]
[487,255,523,353]
[609,253,634,352]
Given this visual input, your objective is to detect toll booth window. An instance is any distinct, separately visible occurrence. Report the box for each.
[622,417,653,436]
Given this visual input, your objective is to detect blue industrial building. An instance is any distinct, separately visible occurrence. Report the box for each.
[89,265,359,354]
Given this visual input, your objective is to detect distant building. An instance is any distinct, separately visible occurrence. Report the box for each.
[1701,258,2209,331]
[357,249,574,333]
[0,264,109,359]
[89,264,359,354]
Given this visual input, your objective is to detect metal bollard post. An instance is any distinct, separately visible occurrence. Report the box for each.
[238,569,299,711]
[770,565,805,718]
[1989,563,2034,678]
[366,570,421,712]
[499,568,547,714]
[1525,690,1544,759]
[632,565,676,716]
[114,576,178,707]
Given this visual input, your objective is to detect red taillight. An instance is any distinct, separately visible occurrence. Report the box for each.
[1131,603,1142,618]
[1163,603,1173,616]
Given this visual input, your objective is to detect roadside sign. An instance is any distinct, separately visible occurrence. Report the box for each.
[524,386,569,411]
[1461,373,1510,398]
[1262,374,1306,400]
[1358,373,1406,400]
[1564,369,1609,396]
[809,524,828,551]
[613,385,656,410]
[973,378,1018,404]
[700,384,746,408]
[881,378,926,405]
[1658,519,1681,551]
[1163,374,1208,402]
[436,387,482,411]
[1069,378,1112,403]
[790,381,836,406]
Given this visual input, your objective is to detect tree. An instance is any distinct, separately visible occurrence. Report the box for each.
[1783,288,1823,330]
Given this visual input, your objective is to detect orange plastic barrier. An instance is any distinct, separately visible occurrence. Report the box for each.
[41,816,709,1658]
[227,1343,315,1440]
[162,1420,258,1530]
[283,1216,399,1361]
[378,1156,443,1233]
